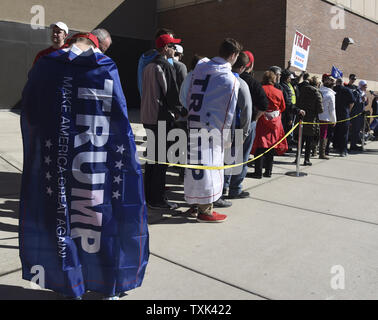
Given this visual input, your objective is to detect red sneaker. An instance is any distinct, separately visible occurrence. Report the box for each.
[197,211,228,223]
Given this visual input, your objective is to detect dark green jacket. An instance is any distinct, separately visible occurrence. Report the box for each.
[297,82,323,136]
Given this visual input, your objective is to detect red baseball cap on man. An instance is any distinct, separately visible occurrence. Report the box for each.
[67,32,99,48]
[322,73,335,83]
[156,34,181,49]
[243,50,254,68]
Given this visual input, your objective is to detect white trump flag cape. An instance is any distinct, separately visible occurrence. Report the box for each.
[184,57,239,205]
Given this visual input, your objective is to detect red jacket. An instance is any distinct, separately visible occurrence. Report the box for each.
[251,85,288,155]
[33,44,68,66]
[263,84,286,113]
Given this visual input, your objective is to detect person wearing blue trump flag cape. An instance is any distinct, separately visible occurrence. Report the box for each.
[19,35,149,299]
[184,39,242,223]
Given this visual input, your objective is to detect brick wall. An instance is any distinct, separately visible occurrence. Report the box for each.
[158,0,378,92]
[286,0,378,90]
[158,0,288,73]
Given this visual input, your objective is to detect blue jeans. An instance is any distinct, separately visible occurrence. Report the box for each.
[224,122,256,196]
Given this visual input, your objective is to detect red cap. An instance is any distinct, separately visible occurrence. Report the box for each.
[322,73,335,82]
[69,32,99,48]
[243,50,254,68]
[156,34,181,49]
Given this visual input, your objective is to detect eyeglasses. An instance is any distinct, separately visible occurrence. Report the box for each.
[167,44,176,49]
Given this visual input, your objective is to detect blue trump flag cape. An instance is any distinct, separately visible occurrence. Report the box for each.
[19,45,149,297]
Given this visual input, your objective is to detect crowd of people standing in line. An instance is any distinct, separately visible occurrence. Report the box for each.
[138,28,376,223]
[20,20,377,300]
[31,22,376,224]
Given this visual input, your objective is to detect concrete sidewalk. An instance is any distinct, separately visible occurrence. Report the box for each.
[1,109,378,300]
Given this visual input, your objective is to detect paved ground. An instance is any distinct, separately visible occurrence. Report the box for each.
[1,109,378,300]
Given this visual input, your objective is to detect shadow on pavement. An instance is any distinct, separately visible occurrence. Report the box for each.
[148,215,197,225]
[0,222,18,233]
[362,149,378,155]
[0,198,19,220]
[0,185,19,233]
[0,285,58,300]
[0,285,130,300]
[0,172,21,199]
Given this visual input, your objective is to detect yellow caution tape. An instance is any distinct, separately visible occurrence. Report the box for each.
[138,112,375,171]
[302,112,363,125]
[139,123,299,171]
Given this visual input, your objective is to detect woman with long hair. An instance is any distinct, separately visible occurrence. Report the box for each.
[249,71,288,178]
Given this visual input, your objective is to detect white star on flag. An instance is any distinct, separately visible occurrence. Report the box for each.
[44,156,52,165]
[113,175,122,184]
[45,139,53,149]
[46,187,53,196]
[115,160,124,170]
[112,190,121,200]
[116,145,125,154]
[46,172,52,180]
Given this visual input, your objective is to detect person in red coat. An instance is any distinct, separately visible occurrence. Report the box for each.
[249,70,288,178]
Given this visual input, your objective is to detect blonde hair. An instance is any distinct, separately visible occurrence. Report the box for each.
[309,76,320,87]
[262,70,276,85]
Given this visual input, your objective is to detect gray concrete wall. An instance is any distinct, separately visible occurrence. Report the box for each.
[0,0,157,109]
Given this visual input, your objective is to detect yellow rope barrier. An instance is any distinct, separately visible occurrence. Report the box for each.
[139,112,374,171]
[302,112,363,125]
[139,123,299,171]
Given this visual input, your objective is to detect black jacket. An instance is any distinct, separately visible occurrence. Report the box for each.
[279,81,293,111]
[240,72,268,121]
[153,55,187,123]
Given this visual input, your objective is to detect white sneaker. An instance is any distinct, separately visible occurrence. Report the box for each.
[102,295,120,300]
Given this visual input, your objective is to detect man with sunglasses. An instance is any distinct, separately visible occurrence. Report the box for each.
[141,34,188,210]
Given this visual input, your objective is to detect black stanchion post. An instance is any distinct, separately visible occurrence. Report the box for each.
[286,119,308,177]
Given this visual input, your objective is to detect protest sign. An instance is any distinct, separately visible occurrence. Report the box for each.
[290,30,311,71]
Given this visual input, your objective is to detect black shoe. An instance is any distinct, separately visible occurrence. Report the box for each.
[228,191,250,199]
[184,206,199,218]
[263,171,272,178]
[247,161,255,168]
[303,160,312,166]
[213,197,232,208]
[340,152,348,157]
[350,146,363,151]
[61,295,83,300]
[148,201,178,210]
[247,172,262,179]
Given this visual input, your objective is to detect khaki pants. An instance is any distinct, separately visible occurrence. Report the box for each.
[198,203,213,215]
